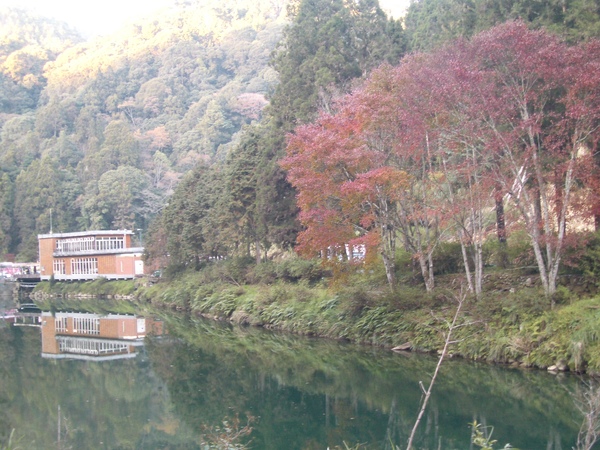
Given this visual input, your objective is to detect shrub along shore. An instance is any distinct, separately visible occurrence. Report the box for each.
[32,247,600,375]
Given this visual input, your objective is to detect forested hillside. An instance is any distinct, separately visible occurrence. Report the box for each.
[404,0,600,49]
[146,0,600,281]
[0,0,288,260]
[144,0,404,273]
[2,0,600,276]
[0,8,82,114]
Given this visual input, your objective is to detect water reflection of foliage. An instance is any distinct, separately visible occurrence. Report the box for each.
[199,414,255,449]
[148,312,583,449]
[35,297,138,315]
[147,329,387,449]
[0,298,585,449]
[0,325,199,449]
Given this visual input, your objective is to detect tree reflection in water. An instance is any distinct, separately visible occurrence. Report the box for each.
[0,309,586,449]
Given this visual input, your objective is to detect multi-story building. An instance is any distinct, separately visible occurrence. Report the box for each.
[38,230,144,281]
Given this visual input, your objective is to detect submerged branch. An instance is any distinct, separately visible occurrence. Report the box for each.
[406,291,466,450]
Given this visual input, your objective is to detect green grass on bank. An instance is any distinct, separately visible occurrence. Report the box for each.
[137,273,600,372]
[34,277,137,297]
[129,243,600,373]
[33,235,600,373]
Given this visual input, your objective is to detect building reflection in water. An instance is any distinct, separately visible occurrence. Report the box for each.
[40,311,163,361]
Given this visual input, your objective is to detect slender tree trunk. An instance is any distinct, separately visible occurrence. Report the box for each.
[376,198,397,289]
[555,166,565,233]
[475,241,483,299]
[547,152,576,302]
[534,187,543,239]
[381,223,396,289]
[417,253,434,293]
[594,147,600,231]
[382,251,396,289]
[458,238,482,299]
[529,140,555,299]
[495,184,506,243]
[495,183,509,268]
[459,236,474,294]
[473,201,484,299]
[427,252,435,291]
[531,229,551,296]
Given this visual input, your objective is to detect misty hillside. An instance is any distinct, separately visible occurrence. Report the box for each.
[0,0,288,260]
[2,0,599,266]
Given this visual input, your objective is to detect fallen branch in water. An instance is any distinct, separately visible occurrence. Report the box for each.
[406,291,465,450]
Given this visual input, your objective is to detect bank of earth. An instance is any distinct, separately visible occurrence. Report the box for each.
[33,258,600,375]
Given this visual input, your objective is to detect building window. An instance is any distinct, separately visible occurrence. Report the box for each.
[71,258,98,275]
[53,259,66,275]
[55,236,126,253]
[58,337,129,355]
[73,316,100,335]
[55,316,68,333]
[57,237,96,253]
[96,237,125,251]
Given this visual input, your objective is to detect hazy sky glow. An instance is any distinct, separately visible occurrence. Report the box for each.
[0,0,409,39]
[0,0,173,37]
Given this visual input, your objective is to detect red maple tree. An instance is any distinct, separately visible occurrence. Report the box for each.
[283,21,600,297]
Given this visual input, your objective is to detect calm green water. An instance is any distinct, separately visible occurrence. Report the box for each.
[0,301,589,450]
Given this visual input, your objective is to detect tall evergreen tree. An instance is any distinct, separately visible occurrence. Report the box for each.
[404,0,600,52]
[0,173,14,256]
[269,0,405,130]
[13,158,81,260]
[144,0,406,271]
[224,129,266,262]
[244,0,406,260]
[150,164,228,273]
[404,0,478,51]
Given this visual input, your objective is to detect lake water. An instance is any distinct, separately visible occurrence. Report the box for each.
[0,296,589,449]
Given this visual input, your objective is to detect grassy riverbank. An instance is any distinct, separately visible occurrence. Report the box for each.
[33,276,138,298]
[134,263,600,373]
[32,246,600,374]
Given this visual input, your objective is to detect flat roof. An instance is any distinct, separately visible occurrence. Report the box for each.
[38,230,134,239]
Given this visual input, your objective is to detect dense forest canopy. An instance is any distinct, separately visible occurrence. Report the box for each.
[1,0,600,285]
[144,0,405,273]
[0,7,82,114]
[403,0,600,49]
[146,0,600,282]
[0,0,288,260]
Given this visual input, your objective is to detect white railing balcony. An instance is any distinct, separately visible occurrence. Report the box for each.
[53,247,144,257]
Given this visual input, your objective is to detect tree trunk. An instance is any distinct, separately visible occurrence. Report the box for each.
[381,223,396,289]
[255,237,262,265]
[459,237,474,294]
[474,241,483,299]
[418,253,435,292]
[495,184,509,268]
[531,229,553,297]
[555,167,565,233]
[534,187,543,239]
[428,250,435,292]
[594,147,600,231]
[382,250,396,289]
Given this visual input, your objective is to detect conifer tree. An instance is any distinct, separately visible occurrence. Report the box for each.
[242,0,405,261]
